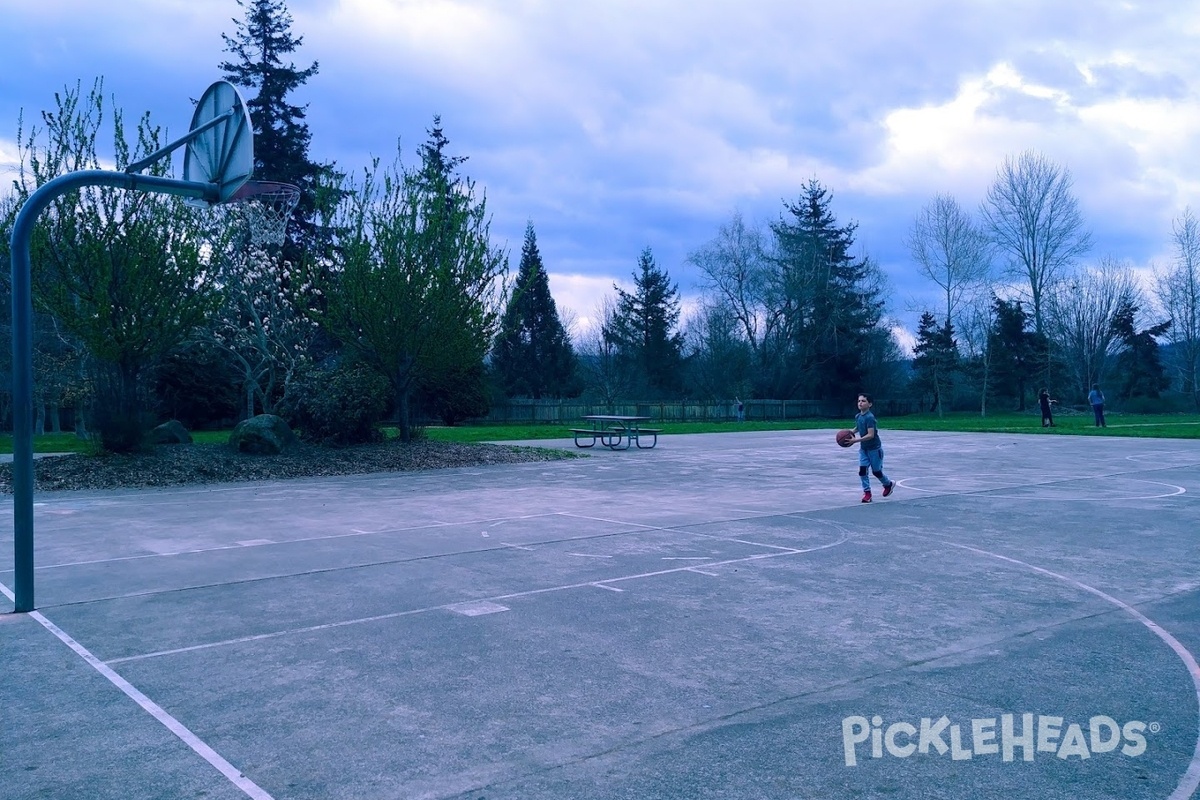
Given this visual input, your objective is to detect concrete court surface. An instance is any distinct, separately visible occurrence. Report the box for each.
[1,428,1199,800]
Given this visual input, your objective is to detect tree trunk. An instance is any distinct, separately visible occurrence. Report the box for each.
[34,403,45,435]
[49,402,62,433]
[980,358,990,418]
[246,381,256,420]
[396,387,411,443]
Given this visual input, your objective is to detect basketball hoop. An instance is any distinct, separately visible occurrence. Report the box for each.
[226,180,302,247]
[195,180,301,249]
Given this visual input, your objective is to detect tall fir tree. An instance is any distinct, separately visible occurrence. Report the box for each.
[911,311,959,414]
[770,179,889,400]
[492,222,579,398]
[220,0,334,258]
[1110,300,1171,400]
[409,117,507,432]
[606,247,685,398]
[988,297,1046,410]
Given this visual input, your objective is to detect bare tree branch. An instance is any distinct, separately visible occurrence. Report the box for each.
[906,193,992,330]
[980,151,1092,335]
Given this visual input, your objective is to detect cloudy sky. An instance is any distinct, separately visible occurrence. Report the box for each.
[2,1,1198,344]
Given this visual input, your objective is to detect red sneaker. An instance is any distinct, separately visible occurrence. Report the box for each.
[882,482,895,498]
[861,492,872,504]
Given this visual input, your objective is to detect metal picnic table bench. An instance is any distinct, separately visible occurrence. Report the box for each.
[568,415,660,450]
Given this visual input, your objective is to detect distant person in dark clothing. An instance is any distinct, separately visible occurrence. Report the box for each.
[1039,388,1056,427]
[1088,384,1107,427]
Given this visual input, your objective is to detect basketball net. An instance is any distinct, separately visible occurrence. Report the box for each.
[195,181,301,251]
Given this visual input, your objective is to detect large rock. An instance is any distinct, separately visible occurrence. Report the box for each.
[229,414,297,455]
[149,419,193,445]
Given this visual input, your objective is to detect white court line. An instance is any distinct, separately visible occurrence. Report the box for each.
[687,568,720,577]
[28,513,568,572]
[897,472,1189,501]
[982,479,1186,501]
[0,582,274,800]
[108,537,849,665]
[942,543,1200,800]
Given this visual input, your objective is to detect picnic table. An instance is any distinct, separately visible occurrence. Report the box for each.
[568,415,660,450]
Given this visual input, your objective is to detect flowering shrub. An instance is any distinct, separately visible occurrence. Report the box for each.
[282,362,390,446]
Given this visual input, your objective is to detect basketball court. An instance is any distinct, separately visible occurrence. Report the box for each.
[2,428,1198,799]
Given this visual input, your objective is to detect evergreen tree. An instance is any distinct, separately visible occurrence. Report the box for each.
[220,0,334,257]
[988,297,1046,410]
[911,311,959,414]
[607,247,685,398]
[770,180,889,400]
[1110,300,1171,400]
[492,222,579,398]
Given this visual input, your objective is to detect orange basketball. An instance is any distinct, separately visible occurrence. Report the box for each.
[836,429,855,448]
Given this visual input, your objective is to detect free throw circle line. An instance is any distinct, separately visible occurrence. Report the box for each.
[942,543,1200,800]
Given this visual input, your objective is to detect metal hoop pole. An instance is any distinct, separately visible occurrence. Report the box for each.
[123,108,236,175]
[9,170,218,612]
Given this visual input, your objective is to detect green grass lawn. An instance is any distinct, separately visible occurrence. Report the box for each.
[4,411,1197,454]
[419,410,1200,443]
[0,429,230,455]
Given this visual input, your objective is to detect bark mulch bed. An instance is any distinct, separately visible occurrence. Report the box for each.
[0,440,581,493]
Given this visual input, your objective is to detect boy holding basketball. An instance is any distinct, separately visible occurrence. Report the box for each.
[847,393,895,503]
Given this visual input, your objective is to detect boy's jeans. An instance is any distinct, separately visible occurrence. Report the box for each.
[859,447,888,491]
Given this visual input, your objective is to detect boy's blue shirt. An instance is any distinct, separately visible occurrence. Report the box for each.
[855,411,882,450]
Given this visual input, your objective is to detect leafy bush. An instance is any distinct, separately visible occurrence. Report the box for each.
[1116,394,1190,415]
[154,344,241,430]
[282,362,390,445]
[89,365,152,454]
[417,363,490,426]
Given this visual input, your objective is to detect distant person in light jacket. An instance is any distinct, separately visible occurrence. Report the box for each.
[1088,384,1107,428]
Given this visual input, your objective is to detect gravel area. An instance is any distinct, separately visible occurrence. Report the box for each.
[0,440,582,493]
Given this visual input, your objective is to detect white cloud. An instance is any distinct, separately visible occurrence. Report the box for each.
[6,0,1200,338]
[546,273,616,342]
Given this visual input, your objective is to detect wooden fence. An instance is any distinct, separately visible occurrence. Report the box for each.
[480,398,922,424]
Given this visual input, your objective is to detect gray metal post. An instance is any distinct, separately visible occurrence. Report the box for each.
[10,170,217,612]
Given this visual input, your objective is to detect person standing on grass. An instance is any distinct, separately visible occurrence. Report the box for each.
[1088,383,1107,428]
[847,393,896,504]
[1039,388,1056,427]
[736,397,745,423]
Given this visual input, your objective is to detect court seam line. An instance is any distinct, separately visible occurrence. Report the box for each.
[437,594,1192,798]
[0,582,275,800]
[15,523,673,597]
[447,577,1200,800]
[22,514,851,610]
[104,539,848,665]
[0,457,579,507]
[20,512,571,571]
[15,454,1192,571]
[12,447,1189,568]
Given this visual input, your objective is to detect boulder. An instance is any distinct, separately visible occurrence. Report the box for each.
[149,419,193,445]
[229,414,297,455]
